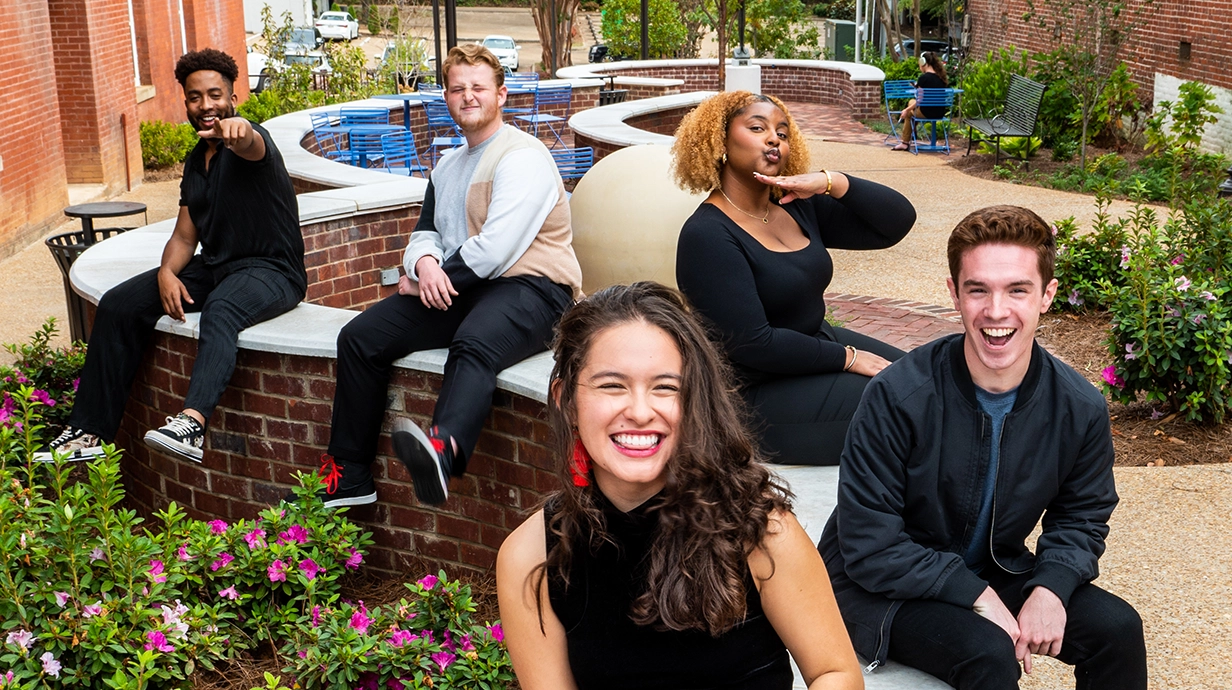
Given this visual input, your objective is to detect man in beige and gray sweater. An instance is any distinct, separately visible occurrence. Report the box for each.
[319,45,582,507]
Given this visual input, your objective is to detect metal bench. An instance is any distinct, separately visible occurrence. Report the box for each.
[964,74,1047,167]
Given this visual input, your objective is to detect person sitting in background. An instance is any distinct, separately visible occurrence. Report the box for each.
[497,282,862,690]
[673,90,916,466]
[892,51,949,151]
[36,48,305,465]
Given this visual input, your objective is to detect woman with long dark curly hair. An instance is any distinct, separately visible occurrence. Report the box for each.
[672,91,916,466]
[496,282,861,690]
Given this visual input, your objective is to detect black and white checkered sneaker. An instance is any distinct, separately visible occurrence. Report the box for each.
[143,413,205,463]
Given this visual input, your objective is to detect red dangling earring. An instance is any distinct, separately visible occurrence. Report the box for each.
[569,437,591,487]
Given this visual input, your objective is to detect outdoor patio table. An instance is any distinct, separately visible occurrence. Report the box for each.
[63,201,148,246]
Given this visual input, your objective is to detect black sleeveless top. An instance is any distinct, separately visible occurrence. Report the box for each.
[545,494,793,689]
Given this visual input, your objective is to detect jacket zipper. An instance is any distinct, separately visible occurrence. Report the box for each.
[865,599,902,673]
[987,415,1031,575]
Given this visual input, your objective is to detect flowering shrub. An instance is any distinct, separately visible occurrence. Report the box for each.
[282,572,514,690]
[1099,200,1232,423]
[1051,190,1130,312]
[0,398,373,688]
[0,319,85,440]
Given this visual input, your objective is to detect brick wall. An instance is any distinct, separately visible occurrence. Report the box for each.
[49,0,142,191]
[0,1,70,260]
[302,207,421,310]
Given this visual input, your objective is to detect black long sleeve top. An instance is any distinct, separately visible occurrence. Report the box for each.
[675,175,916,387]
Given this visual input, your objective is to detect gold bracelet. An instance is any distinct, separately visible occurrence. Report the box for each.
[843,344,858,372]
[821,169,833,196]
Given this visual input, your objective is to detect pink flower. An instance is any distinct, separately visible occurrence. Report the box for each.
[210,552,234,572]
[1193,313,1207,325]
[1101,366,1125,390]
[460,633,474,652]
[5,629,33,651]
[268,560,289,582]
[1175,275,1192,291]
[1200,290,1217,301]
[387,628,418,648]
[1067,289,1084,307]
[30,390,56,407]
[417,574,439,591]
[487,623,504,642]
[299,558,321,580]
[311,605,321,628]
[243,529,266,549]
[1124,343,1138,360]
[218,586,240,601]
[148,559,167,583]
[278,524,309,545]
[345,548,363,570]
[208,519,228,535]
[40,652,61,678]
[54,591,70,607]
[83,601,103,618]
[349,603,371,634]
[431,651,456,672]
[1170,254,1185,266]
[1150,409,1164,420]
[1119,246,1131,269]
[144,630,175,653]
[177,544,193,561]
[72,378,80,392]
[1,670,13,686]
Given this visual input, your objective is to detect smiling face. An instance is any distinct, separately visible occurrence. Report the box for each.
[724,100,790,178]
[573,320,683,512]
[183,70,237,133]
[444,62,507,142]
[949,243,1058,392]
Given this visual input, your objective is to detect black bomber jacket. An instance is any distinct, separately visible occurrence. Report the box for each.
[816,333,1118,668]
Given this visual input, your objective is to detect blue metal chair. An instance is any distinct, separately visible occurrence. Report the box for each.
[380,131,429,177]
[421,98,465,164]
[346,127,387,168]
[909,88,958,155]
[514,84,572,148]
[502,73,541,119]
[309,111,348,160]
[882,80,917,145]
[550,146,593,182]
[339,107,390,125]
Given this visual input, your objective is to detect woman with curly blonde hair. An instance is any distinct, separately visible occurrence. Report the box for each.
[672,91,916,466]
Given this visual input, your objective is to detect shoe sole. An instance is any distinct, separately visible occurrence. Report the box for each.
[32,446,107,464]
[391,418,449,505]
[323,490,379,509]
[143,430,204,463]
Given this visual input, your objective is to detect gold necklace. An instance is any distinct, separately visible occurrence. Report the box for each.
[719,187,770,224]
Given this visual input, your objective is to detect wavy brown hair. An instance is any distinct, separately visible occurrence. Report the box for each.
[670,91,810,196]
[536,282,792,636]
[947,205,1056,288]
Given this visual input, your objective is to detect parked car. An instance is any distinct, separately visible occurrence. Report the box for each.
[315,11,359,41]
[892,39,952,60]
[285,27,324,55]
[247,46,270,92]
[481,35,519,72]
[284,51,332,75]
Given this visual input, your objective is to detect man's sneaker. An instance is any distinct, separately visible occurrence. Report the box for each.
[392,419,451,506]
[32,427,105,463]
[143,413,205,463]
[287,455,378,509]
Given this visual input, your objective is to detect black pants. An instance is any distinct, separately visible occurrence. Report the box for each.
[742,327,904,466]
[328,275,572,475]
[70,257,303,440]
[889,571,1147,690]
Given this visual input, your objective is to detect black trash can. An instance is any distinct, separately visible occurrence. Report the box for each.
[46,227,132,343]
[599,89,628,106]
[588,45,609,63]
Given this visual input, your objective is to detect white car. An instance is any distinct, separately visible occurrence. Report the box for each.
[481,35,520,72]
[247,46,270,92]
[315,11,359,41]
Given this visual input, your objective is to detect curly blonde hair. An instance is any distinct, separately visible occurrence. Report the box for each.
[670,91,810,195]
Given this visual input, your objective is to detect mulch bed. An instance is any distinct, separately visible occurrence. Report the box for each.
[1036,312,1232,468]
[944,140,1147,188]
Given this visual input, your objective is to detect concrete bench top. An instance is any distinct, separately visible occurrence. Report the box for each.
[568,91,715,147]
[557,58,886,83]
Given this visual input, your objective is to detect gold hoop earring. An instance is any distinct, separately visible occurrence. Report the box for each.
[721,153,727,165]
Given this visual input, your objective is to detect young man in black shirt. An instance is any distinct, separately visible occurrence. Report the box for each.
[35,49,306,465]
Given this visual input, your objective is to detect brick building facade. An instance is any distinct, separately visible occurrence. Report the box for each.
[0,0,247,260]
[965,0,1232,152]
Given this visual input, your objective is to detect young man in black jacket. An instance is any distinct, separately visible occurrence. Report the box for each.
[818,205,1146,689]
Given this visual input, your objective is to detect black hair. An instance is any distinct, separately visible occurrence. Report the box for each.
[174,48,239,88]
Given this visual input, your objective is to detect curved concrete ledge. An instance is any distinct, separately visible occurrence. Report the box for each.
[557,57,885,83]
[568,91,713,147]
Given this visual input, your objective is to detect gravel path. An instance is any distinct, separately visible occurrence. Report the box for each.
[1,125,1226,690]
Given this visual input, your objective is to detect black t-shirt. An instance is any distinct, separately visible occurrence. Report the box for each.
[916,71,949,119]
[179,120,307,294]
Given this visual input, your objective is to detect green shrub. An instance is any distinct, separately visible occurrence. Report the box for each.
[957,47,1029,121]
[1051,192,1128,312]
[733,0,820,59]
[1050,138,1078,161]
[1,319,84,440]
[139,120,197,169]
[976,135,1042,160]
[811,0,855,19]
[601,0,687,58]
[367,9,381,35]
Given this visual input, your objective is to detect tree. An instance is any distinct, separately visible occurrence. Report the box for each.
[532,0,582,74]
[600,0,688,60]
[724,0,819,59]
[1023,0,1152,169]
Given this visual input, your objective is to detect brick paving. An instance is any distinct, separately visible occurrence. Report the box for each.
[783,101,891,146]
[827,292,962,351]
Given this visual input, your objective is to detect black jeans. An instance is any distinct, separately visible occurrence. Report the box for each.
[328,275,572,475]
[742,327,905,466]
[70,257,303,440]
[888,571,1147,690]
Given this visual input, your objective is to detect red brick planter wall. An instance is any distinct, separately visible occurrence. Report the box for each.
[109,205,553,577]
[573,105,698,163]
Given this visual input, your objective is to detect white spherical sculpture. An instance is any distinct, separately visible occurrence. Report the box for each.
[569,144,707,295]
